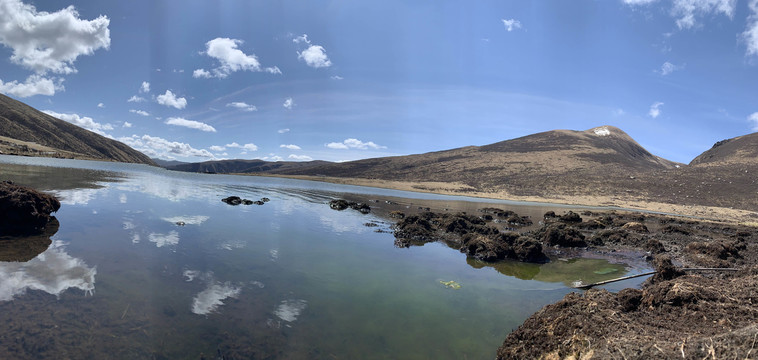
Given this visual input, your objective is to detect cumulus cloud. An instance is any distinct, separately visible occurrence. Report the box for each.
[209,145,225,152]
[127,95,146,103]
[744,0,758,57]
[129,109,149,116]
[748,112,758,131]
[283,97,294,110]
[293,34,310,44]
[502,19,523,32]
[0,75,60,97]
[165,117,216,132]
[42,110,113,136]
[97,102,105,108]
[280,144,301,150]
[288,154,312,161]
[226,142,258,152]
[226,102,257,112]
[123,121,132,128]
[298,45,332,68]
[139,81,150,93]
[193,37,281,79]
[156,90,187,109]
[0,0,110,75]
[278,128,290,134]
[326,138,386,150]
[261,154,284,162]
[118,134,215,159]
[649,102,664,118]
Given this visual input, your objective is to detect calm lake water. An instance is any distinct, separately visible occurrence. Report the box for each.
[0,155,648,359]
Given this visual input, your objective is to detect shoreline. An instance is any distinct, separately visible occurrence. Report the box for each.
[245,173,758,225]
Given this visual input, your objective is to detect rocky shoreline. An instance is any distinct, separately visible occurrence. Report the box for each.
[329,197,758,359]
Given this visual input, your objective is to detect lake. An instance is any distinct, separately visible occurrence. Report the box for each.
[0,155,648,359]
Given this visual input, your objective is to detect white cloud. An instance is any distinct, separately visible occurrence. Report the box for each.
[139,81,150,93]
[118,134,215,159]
[165,117,216,132]
[658,61,681,75]
[326,138,386,150]
[280,144,301,150]
[671,0,735,29]
[192,68,212,78]
[226,102,257,112]
[744,0,758,57]
[194,37,281,79]
[613,108,625,116]
[123,121,132,128]
[278,128,290,134]
[298,45,332,68]
[129,109,149,116]
[293,34,310,44]
[288,154,313,161]
[209,145,225,152]
[0,75,60,97]
[97,102,105,108]
[331,75,344,80]
[128,95,145,103]
[502,19,523,32]
[649,102,664,118]
[748,112,758,131]
[283,97,294,110]
[156,90,187,109]
[261,154,284,162]
[0,0,110,75]
[42,110,113,136]
[226,142,258,152]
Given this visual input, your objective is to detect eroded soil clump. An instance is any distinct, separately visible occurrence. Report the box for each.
[0,181,60,236]
[497,210,758,359]
[392,210,547,263]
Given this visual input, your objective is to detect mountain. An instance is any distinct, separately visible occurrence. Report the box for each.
[167,159,331,174]
[0,94,155,165]
[152,158,189,168]
[690,132,758,166]
[263,126,680,195]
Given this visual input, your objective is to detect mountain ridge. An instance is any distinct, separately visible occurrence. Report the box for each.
[0,94,155,165]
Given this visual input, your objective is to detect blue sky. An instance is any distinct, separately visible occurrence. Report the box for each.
[1,0,758,163]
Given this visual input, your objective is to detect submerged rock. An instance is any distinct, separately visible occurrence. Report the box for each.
[221,196,243,205]
[328,199,371,214]
[0,181,60,236]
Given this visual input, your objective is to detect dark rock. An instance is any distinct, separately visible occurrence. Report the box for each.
[252,200,265,205]
[558,211,582,223]
[329,199,350,210]
[543,211,556,219]
[241,199,254,205]
[684,240,743,267]
[350,202,371,214]
[260,197,270,202]
[389,211,405,219]
[0,182,60,236]
[460,232,547,263]
[644,239,666,254]
[394,215,436,246]
[221,196,242,205]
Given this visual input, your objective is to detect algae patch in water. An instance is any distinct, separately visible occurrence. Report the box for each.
[593,267,619,275]
[439,280,462,289]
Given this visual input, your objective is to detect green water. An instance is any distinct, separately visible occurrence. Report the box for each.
[0,156,647,359]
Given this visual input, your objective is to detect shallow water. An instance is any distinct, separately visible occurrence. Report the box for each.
[0,156,649,359]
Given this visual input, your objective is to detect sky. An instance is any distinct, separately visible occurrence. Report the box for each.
[1,0,758,164]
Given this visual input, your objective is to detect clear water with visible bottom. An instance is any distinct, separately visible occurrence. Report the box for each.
[0,155,647,359]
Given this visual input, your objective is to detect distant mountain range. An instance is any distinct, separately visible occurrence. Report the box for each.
[165,125,758,213]
[0,94,155,165]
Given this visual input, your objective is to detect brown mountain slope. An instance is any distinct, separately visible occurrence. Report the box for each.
[0,94,155,165]
[266,126,679,196]
[690,132,758,166]
[167,159,330,173]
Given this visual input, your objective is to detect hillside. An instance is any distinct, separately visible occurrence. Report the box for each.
[265,126,680,196]
[167,159,330,174]
[0,94,155,165]
[690,132,758,166]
